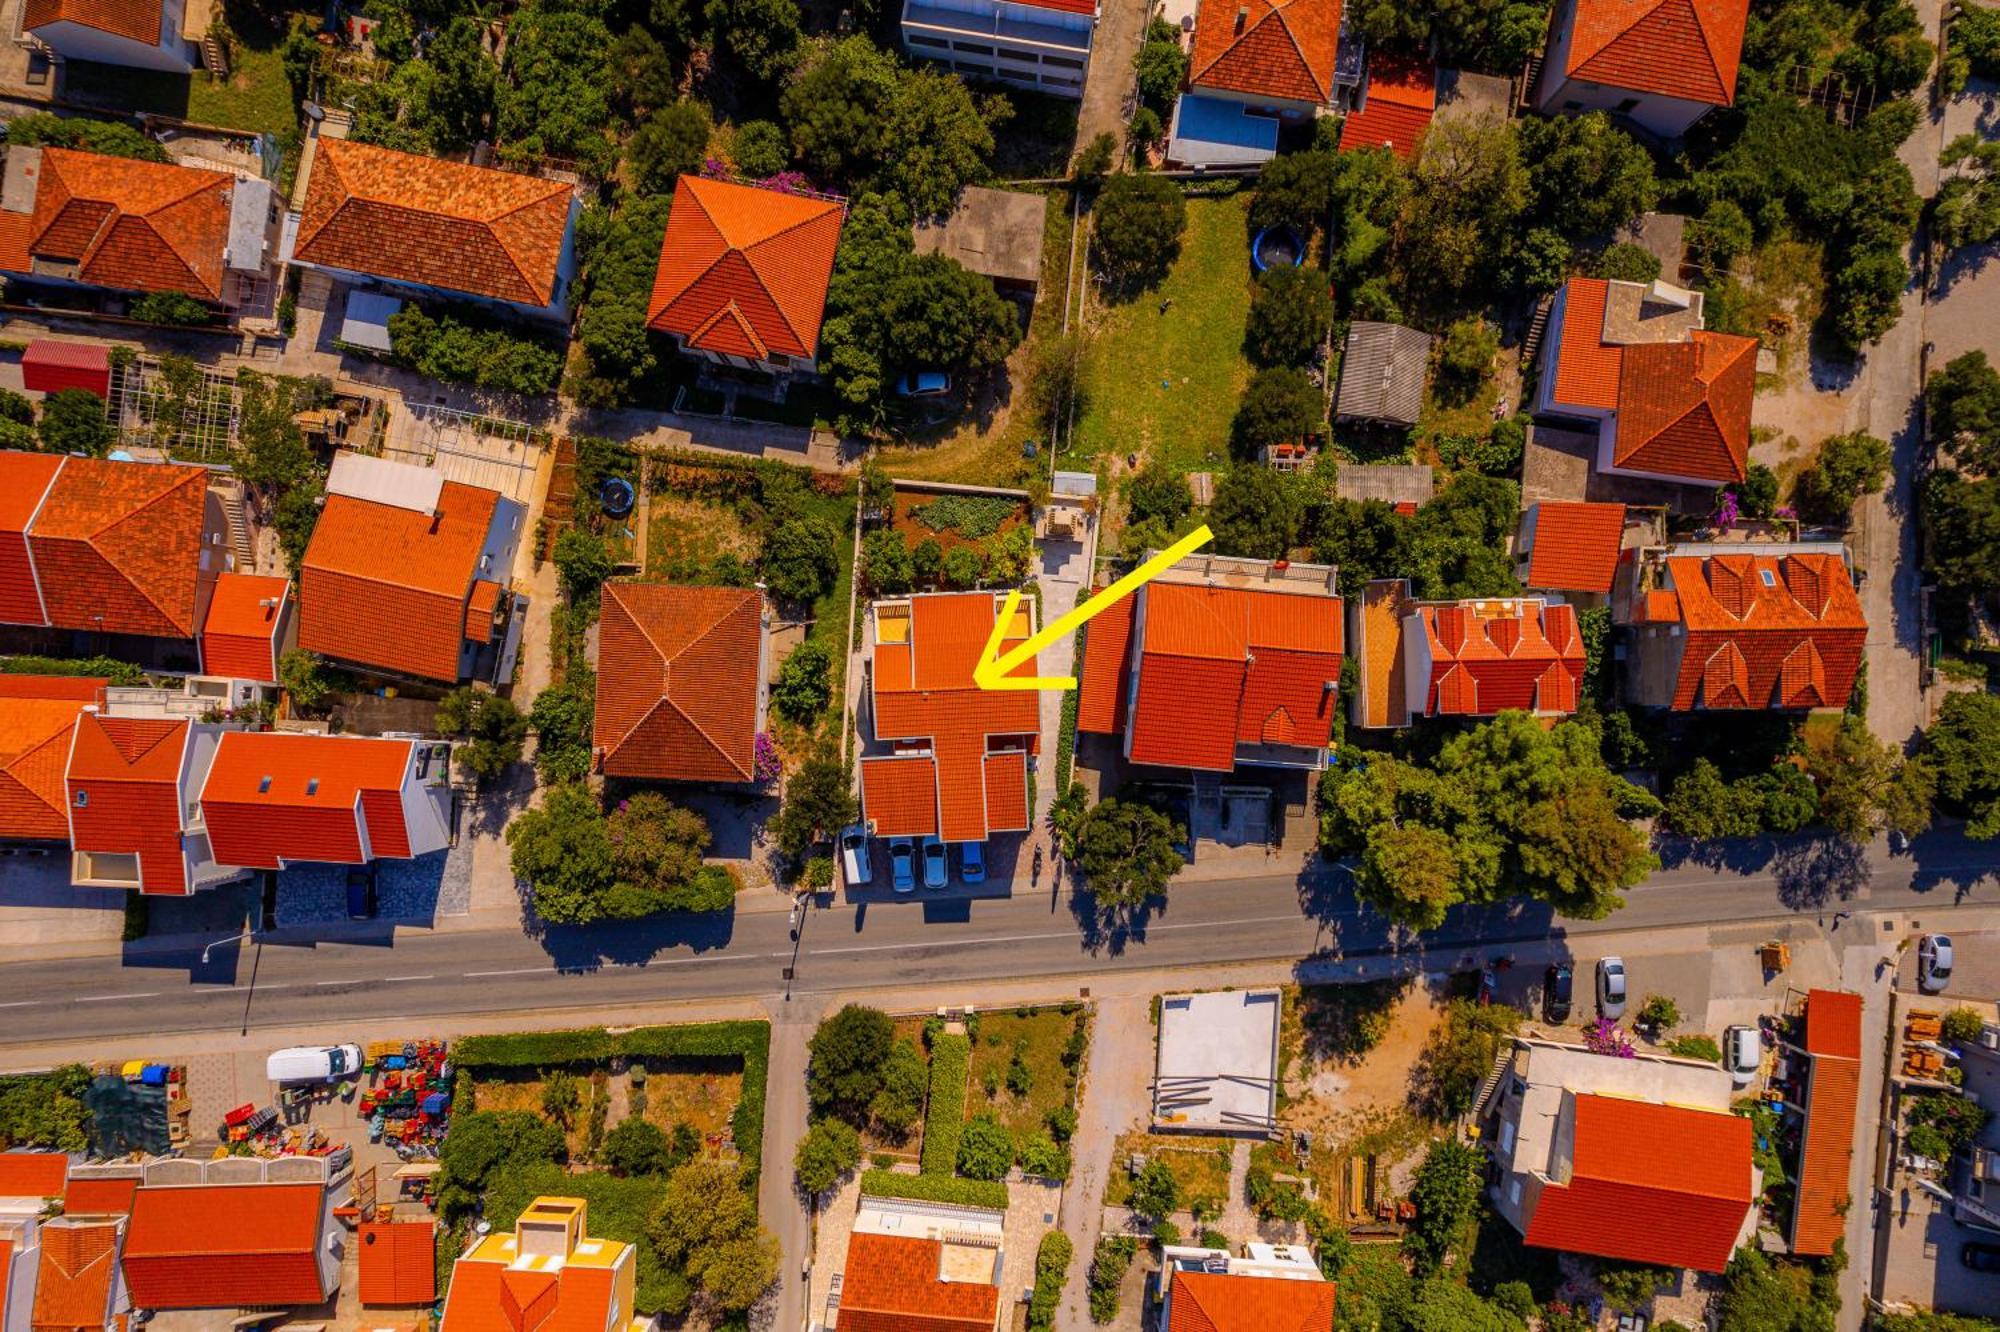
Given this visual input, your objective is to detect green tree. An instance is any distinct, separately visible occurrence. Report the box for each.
[279,649,335,715]
[529,674,594,784]
[1690,198,1755,273]
[1232,367,1324,457]
[957,1112,1014,1180]
[628,101,713,196]
[808,1004,895,1123]
[1928,350,2000,474]
[1073,131,1116,180]
[3,112,168,161]
[1134,19,1189,110]
[1664,759,1766,839]
[869,1037,928,1132]
[1403,1137,1481,1275]
[782,37,898,185]
[794,1117,861,1194]
[540,1068,581,1127]
[494,5,618,178]
[1435,316,1499,405]
[437,1110,566,1217]
[1074,798,1185,909]
[508,785,614,923]
[733,119,791,177]
[1809,715,1934,843]
[1246,265,1335,367]
[1406,1281,1524,1332]
[649,1157,779,1314]
[708,0,799,82]
[1922,691,2000,836]
[1517,112,1658,239]
[1392,113,1526,310]
[862,530,915,595]
[436,687,529,783]
[1251,150,1338,235]
[1126,463,1191,527]
[1093,173,1186,288]
[773,638,833,724]
[130,291,213,325]
[761,515,840,605]
[771,743,859,857]
[1922,471,2000,589]
[882,68,1004,218]
[38,389,112,456]
[603,792,725,915]
[1591,241,1662,283]
[1410,999,1521,1120]
[554,529,613,607]
[1209,465,1301,560]
[601,1117,675,1176]
[1795,431,1891,524]
[1128,1159,1180,1219]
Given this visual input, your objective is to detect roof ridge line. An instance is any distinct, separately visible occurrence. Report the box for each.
[483,186,571,303]
[78,467,208,634]
[743,207,840,349]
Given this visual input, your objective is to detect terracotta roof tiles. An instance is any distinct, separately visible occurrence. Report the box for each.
[1792,989,1861,1256]
[122,1182,330,1308]
[22,0,161,43]
[1190,0,1344,105]
[358,1219,436,1307]
[1564,0,1749,108]
[1339,54,1436,159]
[0,1152,69,1197]
[32,1219,122,1331]
[0,675,104,841]
[839,1232,1000,1332]
[1658,551,1866,710]
[295,138,575,308]
[200,571,287,683]
[1168,1270,1335,1332]
[66,712,191,894]
[1414,600,1586,717]
[5,149,232,300]
[62,1174,138,1217]
[1522,1093,1754,1272]
[1549,278,1623,412]
[647,176,843,362]
[1523,502,1627,593]
[199,731,413,869]
[595,583,765,783]
[1614,330,1757,484]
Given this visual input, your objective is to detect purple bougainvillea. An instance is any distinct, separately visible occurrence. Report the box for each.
[1715,489,1740,530]
[753,732,782,784]
[1585,1018,1636,1058]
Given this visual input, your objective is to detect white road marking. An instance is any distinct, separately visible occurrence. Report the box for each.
[0,1001,40,1008]
[462,968,545,978]
[75,992,156,1002]
[384,975,435,983]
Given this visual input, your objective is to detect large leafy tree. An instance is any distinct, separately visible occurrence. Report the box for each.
[1516,111,1659,240]
[1403,1138,1482,1276]
[1074,798,1185,909]
[1794,430,1891,523]
[1093,172,1186,289]
[882,68,1003,218]
[807,1004,895,1121]
[1392,113,1527,310]
[1935,134,2000,255]
[627,101,713,196]
[1208,465,1303,560]
[760,515,841,605]
[1927,350,2000,474]
[1922,691,2000,837]
[649,1158,779,1314]
[1231,367,1324,458]
[707,0,799,82]
[495,4,618,178]
[1322,712,1658,930]
[1245,266,1335,367]
[1250,150,1338,235]
[769,744,860,857]
[435,687,529,784]
[38,389,113,456]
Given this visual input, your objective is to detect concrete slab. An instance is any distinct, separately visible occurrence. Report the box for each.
[1153,989,1281,1135]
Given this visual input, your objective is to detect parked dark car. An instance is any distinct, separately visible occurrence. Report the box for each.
[1963,1242,2000,1273]
[1544,964,1573,1023]
[346,865,378,920]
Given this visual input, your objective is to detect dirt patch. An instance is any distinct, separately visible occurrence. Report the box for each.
[890,491,1029,555]
[637,1060,743,1143]
[644,496,757,581]
[965,1007,1087,1141]
[1104,1131,1234,1212]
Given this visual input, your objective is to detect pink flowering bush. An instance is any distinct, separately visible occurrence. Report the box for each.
[1585,1018,1636,1058]
[753,732,782,784]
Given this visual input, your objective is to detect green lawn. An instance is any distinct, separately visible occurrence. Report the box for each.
[1071,192,1255,471]
[965,1007,1086,1141]
[63,7,303,139]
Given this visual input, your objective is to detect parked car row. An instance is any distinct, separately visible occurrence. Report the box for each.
[840,825,986,893]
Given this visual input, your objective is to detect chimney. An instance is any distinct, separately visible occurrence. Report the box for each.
[1234,4,1247,33]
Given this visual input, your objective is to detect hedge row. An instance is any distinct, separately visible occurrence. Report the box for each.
[0,654,146,685]
[449,1021,771,1186]
[860,1169,1009,1211]
[1027,1231,1074,1331]
[921,1033,971,1175]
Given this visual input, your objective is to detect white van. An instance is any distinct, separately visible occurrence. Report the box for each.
[265,1044,363,1084]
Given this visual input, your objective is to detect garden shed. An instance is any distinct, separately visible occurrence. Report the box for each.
[1335,321,1434,426]
[21,339,110,399]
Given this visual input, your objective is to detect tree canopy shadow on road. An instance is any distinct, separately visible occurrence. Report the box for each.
[1905,821,2000,901]
[1653,833,1780,876]
[1770,836,1868,910]
[1065,882,1160,955]
[523,903,738,972]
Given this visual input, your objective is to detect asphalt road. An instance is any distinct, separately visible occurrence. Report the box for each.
[2,831,1996,1046]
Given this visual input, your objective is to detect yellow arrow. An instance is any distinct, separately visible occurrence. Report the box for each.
[973,524,1215,692]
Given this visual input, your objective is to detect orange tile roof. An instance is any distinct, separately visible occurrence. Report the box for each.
[1658,551,1866,710]
[0,675,103,841]
[0,1152,69,1197]
[859,754,940,838]
[32,1219,122,1331]
[1076,594,1134,736]
[22,0,160,43]
[648,176,844,362]
[66,712,191,895]
[1351,578,1411,730]
[200,731,414,868]
[1103,581,1342,770]
[1523,1093,1753,1272]
[595,583,765,783]
[0,452,67,626]
[441,1219,634,1332]
[839,1232,1000,1332]
[123,1182,330,1308]
[358,1219,436,1306]
[1415,601,1585,717]
[295,138,575,307]
[9,452,211,639]
[200,571,287,683]
[1190,0,1344,105]
[62,1175,138,1217]
[1549,278,1623,412]
[299,479,500,681]
[1792,988,1861,1256]
[1524,502,1627,593]
[4,148,232,300]
[866,593,1039,842]
[1169,1270,1334,1332]
[1613,330,1757,484]
[465,577,503,645]
[1564,0,1748,107]
[1339,55,1435,159]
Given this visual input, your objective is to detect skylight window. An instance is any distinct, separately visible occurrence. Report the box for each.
[1759,569,1776,587]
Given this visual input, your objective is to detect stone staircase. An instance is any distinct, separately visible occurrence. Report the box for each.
[1467,1047,1512,1123]
[200,30,229,80]
[216,483,255,573]
[1520,294,1553,368]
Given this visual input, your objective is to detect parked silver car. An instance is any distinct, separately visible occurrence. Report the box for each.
[1918,934,1954,994]
[1596,957,1628,1020]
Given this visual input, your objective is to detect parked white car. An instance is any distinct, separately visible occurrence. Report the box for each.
[1918,934,1954,993]
[1596,957,1627,1020]
[839,825,872,886]
[1724,1025,1760,1087]
[266,1044,363,1084]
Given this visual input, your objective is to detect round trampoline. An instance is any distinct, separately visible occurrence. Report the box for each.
[1251,226,1305,271]
[600,476,636,519]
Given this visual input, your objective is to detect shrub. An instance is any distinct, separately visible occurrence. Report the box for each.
[1026,1232,1074,1331]
[1670,1034,1723,1063]
[384,304,562,395]
[809,1004,895,1125]
[1094,172,1186,288]
[941,543,984,588]
[1637,994,1680,1033]
[860,1168,1009,1209]
[862,529,915,594]
[794,1118,861,1195]
[130,290,212,325]
[601,1117,675,1177]
[921,1033,971,1174]
[1402,1137,1481,1277]
[1087,1236,1138,1323]
[1152,1219,1182,1248]
[1073,131,1115,181]
[1245,265,1334,367]
[1941,1008,1986,1043]
[910,494,1017,538]
[869,1038,928,1133]
[1435,316,1498,406]
[1591,241,1663,283]
[773,638,834,724]
[1021,1133,1071,1179]
[1129,1158,1180,1219]
[957,1113,1014,1181]
[38,388,113,456]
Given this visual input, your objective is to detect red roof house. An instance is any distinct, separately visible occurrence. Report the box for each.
[1537,277,1758,488]
[1791,988,1862,1256]
[0,675,105,842]
[32,1217,125,1331]
[65,711,200,895]
[1164,1268,1336,1332]
[440,1195,644,1332]
[647,175,844,375]
[861,593,1039,843]
[1518,501,1628,594]
[1339,53,1436,159]
[1405,598,1586,719]
[20,340,111,399]
[122,1182,333,1309]
[62,1173,139,1218]
[594,583,769,783]
[293,137,578,314]
[199,571,291,683]
[1521,1092,1754,1272]
[1534,0,1750,137]
[838,1231,1001,1332]
[0,147,238,300]
[21,0,187,73]
[1623,546,1866,711]
[1188,0,1344,107]
[199,731,448,869]
[298,453,520,683]
[0,450,221,640]
[0,1152,69,1198]
[358,1218,436,1307]
[1080,561,1343,771]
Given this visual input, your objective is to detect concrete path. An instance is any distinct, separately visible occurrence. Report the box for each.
[1056,993,1154,1332]
[759,994,821,1332]
[1218,1140,1255,1241]
[1074,0,1150,160]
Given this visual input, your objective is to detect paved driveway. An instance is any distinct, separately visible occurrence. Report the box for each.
[1074,0,1149,158]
